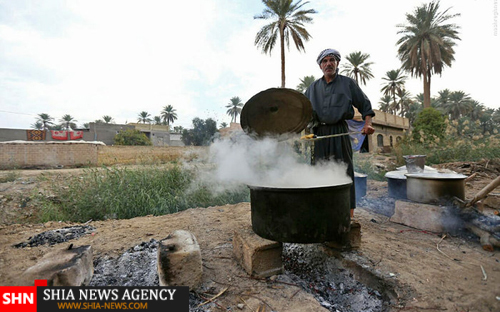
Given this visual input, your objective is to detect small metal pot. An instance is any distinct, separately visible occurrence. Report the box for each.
[405,172,467,204]
[249,183,352,243]
[385,171,407,199]
[354,172,367,203]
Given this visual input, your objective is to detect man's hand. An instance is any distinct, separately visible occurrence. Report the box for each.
[362,124,375,135]
[362,116,375,135]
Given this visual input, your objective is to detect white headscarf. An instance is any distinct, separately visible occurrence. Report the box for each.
[316,48,341,65]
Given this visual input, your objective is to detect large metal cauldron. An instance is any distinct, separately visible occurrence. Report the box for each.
[249,183,352,243]
[406,172,467,204]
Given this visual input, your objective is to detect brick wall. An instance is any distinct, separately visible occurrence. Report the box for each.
[0,142,101,169]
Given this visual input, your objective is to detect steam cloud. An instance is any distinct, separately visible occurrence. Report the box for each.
[195,134,352,189]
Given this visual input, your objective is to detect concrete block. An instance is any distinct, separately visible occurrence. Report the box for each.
[390,200,460,233]
[233,227,283,278]
[157,230,202,290]
[324,221,361,250]
[20,245,93,286]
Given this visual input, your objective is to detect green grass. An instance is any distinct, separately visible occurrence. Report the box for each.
[35,165,249,223]
[0,171,20,183]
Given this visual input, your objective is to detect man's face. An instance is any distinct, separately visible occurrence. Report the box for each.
[319,55,338,78]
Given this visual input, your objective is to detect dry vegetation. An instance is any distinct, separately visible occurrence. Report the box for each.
[97,145,206,166]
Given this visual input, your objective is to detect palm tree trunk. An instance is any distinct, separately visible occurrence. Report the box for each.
[423,69,431,108]
[280,25,286,88]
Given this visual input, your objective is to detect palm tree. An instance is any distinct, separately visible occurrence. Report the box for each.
[479,108,495,134]
[340,51,374,86]
[220,122,228,129]
[36,113,54,130]
[102,115,114,124]
[173,126,184,133]
[153,116,162,125]
[469,100,485,122]
[415,93,440,111]
[436,89,450,106]
[397,1,461,108]
[296,75,315,93]
[396,89,413,117]
[226,96,244,123]
[254,0,316,88]
[31,121,43,130]
[161,105,178,126]
[444,91,472,120]
[406,102,423,126]
[137,111,152,124]
[59,114,77,131]
[378,95,392,113]
[380,69,407,111]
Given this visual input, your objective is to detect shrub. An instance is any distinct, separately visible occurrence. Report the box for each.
[114,129,152,146]
[394,112,500,165]
[411,107,446,143]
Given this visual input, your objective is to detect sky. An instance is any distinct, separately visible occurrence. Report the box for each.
[1,0,499,130]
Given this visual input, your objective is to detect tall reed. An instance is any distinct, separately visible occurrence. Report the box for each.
[36,165,249,222]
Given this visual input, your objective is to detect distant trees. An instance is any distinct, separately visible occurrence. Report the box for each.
[137,111,152,124]
[181,118,218,146]
[161,105,178,126]
[296,75,315,93]
[31,121,44,130]
[254,0,316,88]
[226,97,243,123]
[153,116,162,125]
[381,69,407,114]
[36,113,54,130]
[114,129,152,146]
[397,1,461,108]
[172,126,184,133]
[102,115,114,124]
[59,114,78,130]
[341,51,374,86]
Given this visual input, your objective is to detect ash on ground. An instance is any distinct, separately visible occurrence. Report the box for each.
[14,225,95,248]
[89,239,159,287]
[88,239,206,312]
[283,243,387,312]
[88,239,388,312]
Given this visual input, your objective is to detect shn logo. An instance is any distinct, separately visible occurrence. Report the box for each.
[2,293,34,304]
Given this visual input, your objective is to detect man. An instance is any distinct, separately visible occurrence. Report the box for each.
[305,48,375,217]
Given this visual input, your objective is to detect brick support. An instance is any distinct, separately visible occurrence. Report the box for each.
[232,227,283,278]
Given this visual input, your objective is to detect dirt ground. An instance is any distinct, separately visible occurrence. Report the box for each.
[0,159,499,312]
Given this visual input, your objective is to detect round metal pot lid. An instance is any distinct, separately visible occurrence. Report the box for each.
[354,172,367,178]
[385,170,407,180]
[404,172,467,180]
[240,88,312,137]
[396,165,437,172]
